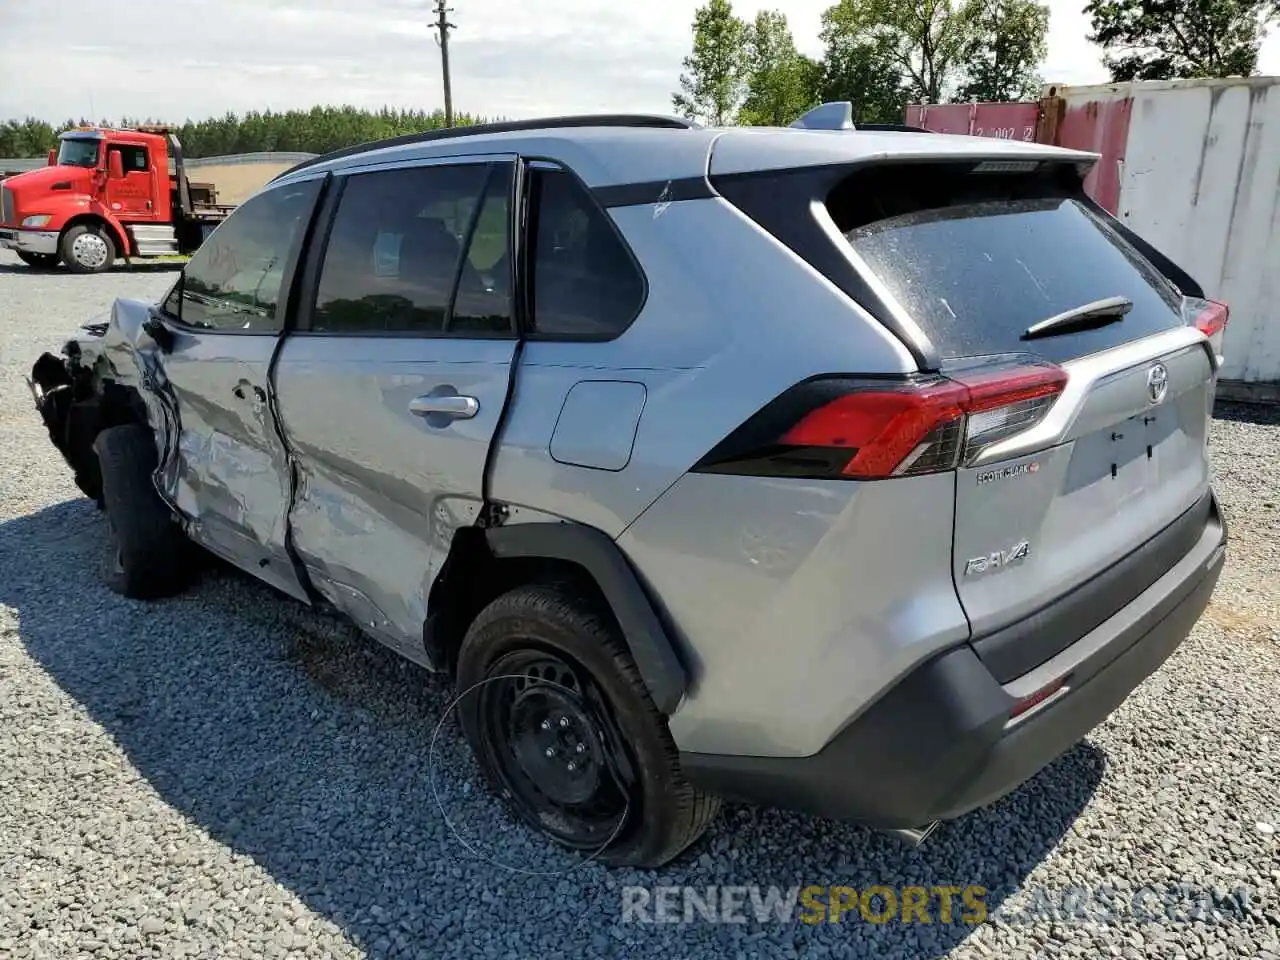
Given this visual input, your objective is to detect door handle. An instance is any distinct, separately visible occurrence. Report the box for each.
[409,394,479,420]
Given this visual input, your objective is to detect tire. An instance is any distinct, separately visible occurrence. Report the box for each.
[59,224,116,274]
[456,582,720,868]
[93,424,191,599]
[16,251,58,269]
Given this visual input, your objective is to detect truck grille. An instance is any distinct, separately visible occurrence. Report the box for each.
[1,186,13,226]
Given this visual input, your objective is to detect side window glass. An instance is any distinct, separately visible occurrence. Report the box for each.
[528,167,645,338]
[313,162,512,335]
[120,145,148,172]
[178,178,321,333]
[450,164,513,333]
[161,279,181,318]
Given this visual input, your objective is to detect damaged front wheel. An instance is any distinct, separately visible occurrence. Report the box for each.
[94,424,193,599]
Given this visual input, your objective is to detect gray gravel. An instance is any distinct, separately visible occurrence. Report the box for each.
[0,247,1277,959]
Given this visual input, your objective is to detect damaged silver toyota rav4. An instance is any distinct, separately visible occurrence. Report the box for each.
[29,106,1229,867]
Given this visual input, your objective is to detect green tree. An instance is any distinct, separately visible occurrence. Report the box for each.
[1086,0,1280,80]
[821,0,972,105]
[818,8,910,122]
[1,107,492,159]
[673,0,748,125]
[955,0,1050,101]
[0,118,57,157]
[738,11,821,125]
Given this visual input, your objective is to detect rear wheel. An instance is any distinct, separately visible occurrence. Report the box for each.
[16,251,58,269]
[60,224,115,274]
[94,424,191,599]
[456,583,719,868]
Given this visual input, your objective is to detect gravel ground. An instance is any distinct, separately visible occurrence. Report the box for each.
[0,248,1277,959]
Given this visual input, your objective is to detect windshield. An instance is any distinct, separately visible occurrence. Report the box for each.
[57,138,100,168]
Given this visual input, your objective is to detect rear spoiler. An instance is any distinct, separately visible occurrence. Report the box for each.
[1085,197,1206,299]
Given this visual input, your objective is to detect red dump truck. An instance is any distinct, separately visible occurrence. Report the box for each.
[0,125,233,272]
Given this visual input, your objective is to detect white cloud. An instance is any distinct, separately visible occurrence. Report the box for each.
[0,0,1277,122]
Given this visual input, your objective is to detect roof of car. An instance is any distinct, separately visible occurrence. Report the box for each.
[270,112,1098,192]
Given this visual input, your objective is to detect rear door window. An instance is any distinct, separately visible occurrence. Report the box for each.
[312,161,513,335]
[830,164,1183,364]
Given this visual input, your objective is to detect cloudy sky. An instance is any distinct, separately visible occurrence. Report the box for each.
[1,0,1278,123]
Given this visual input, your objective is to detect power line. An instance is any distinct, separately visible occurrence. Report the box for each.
[432,0,456,127]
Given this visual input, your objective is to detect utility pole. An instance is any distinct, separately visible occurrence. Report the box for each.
[432,0,456,127]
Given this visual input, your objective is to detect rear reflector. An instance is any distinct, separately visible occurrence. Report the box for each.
[694,363,1067,481]
[1009,676,1068,720]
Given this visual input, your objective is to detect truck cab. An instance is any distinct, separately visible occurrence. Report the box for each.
[0,126,232,273]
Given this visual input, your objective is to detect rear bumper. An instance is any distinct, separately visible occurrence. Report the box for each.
[0,228,59,255]
[681,491,1226,829]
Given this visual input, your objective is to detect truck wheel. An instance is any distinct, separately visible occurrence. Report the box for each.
[456,582,720,868]
[16,251,58,269]
[93,424,191,599]
[60,224,116,274]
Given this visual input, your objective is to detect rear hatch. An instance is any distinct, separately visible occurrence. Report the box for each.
[714,146,1221,683]
[839,161,1218,680]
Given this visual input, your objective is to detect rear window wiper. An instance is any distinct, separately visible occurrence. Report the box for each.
[1022,296,1133,340]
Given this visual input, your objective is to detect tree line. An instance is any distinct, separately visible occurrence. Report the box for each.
[0,106,490,159]
[673,0,1280,128]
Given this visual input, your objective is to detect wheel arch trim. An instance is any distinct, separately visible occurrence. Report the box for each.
[484,522,689,715]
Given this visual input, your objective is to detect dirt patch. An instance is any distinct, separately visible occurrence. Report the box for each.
[1204,599,1278,643]
[190,161,300,205]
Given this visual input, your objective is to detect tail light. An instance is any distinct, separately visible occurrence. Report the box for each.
[693,363,1067,481]
[1184,297,1228,360]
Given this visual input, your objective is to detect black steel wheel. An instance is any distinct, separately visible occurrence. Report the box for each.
[474,648,632,850]
[456,582,720,867]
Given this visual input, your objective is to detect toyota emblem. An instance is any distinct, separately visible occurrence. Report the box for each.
[1146,363,1169,404]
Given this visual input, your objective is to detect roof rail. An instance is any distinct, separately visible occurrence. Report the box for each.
[856,123,933,134]
[271,114,699,182]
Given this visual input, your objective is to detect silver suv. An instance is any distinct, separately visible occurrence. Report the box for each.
[29,106,1229,867]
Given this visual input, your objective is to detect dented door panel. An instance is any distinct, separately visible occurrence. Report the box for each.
[156,327,307,599]
[274,336,513,646]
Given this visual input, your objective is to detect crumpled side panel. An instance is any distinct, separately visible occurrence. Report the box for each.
[100,296,308,600]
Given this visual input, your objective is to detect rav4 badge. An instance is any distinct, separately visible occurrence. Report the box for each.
[964,540,1031,577]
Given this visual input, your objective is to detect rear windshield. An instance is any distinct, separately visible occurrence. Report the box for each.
[829,164,1183,364]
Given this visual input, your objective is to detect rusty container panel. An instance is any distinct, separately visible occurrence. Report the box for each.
[906,102,1039,140]
[1052,89,1134,214]
[968,102,1040,141]
[906,103,974,134]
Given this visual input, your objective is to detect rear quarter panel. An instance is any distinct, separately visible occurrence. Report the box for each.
[489,195,916,534]
[617,471,970,757]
